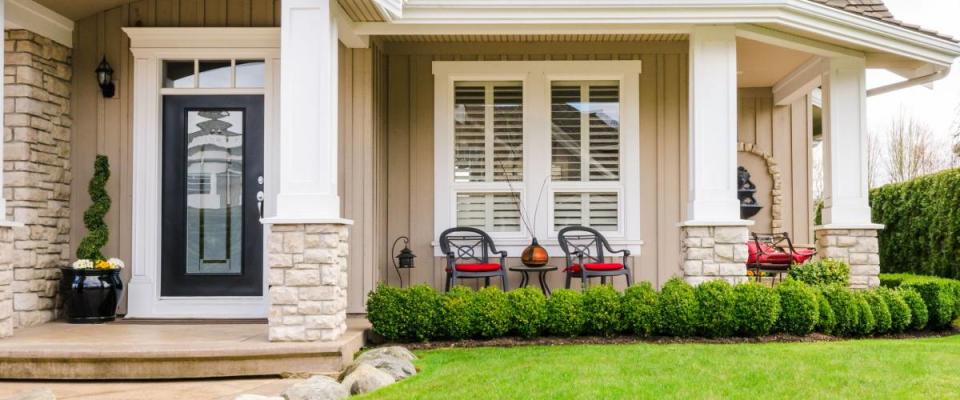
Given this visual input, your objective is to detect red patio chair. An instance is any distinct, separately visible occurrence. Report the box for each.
[747,232,816,283]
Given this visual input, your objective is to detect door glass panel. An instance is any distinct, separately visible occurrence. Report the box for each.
[185,110,244,275]
[198,60,232,88]
[235,60,265,88]
[163,61,195,88]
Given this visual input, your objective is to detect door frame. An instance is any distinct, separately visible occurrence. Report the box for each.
[126,28,280,318]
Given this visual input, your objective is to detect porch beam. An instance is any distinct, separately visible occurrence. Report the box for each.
[820,56,876,227]
[685,25,742,224]
[772,57,825,106]
[735,25,862,59]
[271,0,344,222]
[333,2,370,48]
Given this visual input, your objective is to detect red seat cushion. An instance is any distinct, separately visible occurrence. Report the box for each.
[791,248,816,264]
[566,263,624,273]
[448,263,502,272]
[757,253,793,265]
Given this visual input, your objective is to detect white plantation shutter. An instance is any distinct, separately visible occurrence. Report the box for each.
[457,193,522,232]
[551,81,620,182]
[553,192,620,231]
[454,82,523,183]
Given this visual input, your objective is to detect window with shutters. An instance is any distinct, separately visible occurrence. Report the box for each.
[434,61,642,254]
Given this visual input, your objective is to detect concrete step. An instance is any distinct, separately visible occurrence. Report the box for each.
[0,321,367,380]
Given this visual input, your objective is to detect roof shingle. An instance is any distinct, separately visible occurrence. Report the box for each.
[806,0,956,42]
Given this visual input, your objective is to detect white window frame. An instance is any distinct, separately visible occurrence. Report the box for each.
[434,61,642,256]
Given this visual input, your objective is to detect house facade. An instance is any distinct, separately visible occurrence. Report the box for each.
[0,0,957,342]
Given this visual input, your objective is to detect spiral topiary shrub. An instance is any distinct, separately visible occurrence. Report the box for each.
[733,283,781,337]
[622,282,658,337]
[77,155,112,261]
[864,290,892,335]
[657,278,699,337]
[441,286,475,340]
[467,287,511,339]
[775,279,819,336]
[877,287,912,333]
[814,289,837,335]
[694,280,737,338]
[899,288,929,330]
[507,287,547,339]
[545,289,586,337]
[583,285,623,337]
[366,284,407,341]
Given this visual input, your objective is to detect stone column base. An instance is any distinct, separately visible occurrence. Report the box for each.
[266,223,349,342]
[681,225,749,286]
[0,226,15,338]
[815,228,881,289]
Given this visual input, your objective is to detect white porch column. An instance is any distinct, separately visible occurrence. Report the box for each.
[817,56,883,288]
[266,0,351,342]
[275,0,340,221]
[0,0,7,222]
[681,26,749,285]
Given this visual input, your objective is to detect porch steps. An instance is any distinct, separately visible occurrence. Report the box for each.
[0,319,368,380]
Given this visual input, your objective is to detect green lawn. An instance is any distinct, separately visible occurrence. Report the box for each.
[359,335,960,400]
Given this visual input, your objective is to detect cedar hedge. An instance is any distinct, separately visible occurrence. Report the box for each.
[870,168,960,279]
[366,278,952,342]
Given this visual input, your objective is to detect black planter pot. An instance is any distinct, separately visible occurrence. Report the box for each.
[59,267,123,323]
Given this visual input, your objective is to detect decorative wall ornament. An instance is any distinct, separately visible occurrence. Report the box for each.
[738,166,762,219]
[737,142,784,231]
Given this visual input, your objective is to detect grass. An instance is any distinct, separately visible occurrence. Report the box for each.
[358,335,960,399]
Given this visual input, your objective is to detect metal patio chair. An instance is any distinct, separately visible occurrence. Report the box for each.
[439,227,509,291]
[558,226,633,289]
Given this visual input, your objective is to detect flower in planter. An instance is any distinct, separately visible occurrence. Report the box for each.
[72,259,94,269]
[108,258,125,269]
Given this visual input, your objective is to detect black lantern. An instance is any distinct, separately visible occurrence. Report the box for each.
[391,236,416,287]
[95,57,115,98]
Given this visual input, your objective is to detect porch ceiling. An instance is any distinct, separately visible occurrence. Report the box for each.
[32,0,132,21]
[377,33,687,43]
[737,37,814,88]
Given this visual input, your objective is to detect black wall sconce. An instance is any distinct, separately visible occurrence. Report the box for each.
[95,57,115,98]
[392,236,416,287]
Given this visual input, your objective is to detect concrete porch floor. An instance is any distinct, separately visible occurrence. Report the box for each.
[0,377,305,400]
[0,318,370,380]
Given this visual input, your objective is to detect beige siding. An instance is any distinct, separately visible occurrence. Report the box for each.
[737,88,814,244]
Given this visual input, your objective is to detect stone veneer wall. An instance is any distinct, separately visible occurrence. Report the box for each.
[267,224,349,342]
[0,227,14,337]
[815,228,881,289]
[3,30,72,328]
[681,225,750,285]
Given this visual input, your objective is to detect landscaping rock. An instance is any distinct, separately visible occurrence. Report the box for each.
[282,375,348,400]
[6,389,55,400]
[356,346,417,362]
[340,363,396,395]
[234,395,283,400]
[340,356,416,381]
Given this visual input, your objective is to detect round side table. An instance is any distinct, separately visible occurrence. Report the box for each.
[509,266,558,295]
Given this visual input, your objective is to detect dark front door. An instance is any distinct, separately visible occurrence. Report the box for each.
[161,95,264,297]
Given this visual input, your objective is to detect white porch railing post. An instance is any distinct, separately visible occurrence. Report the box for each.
[681,26,750,286]
[686,26,741,224]
[275,0,341,221]
[817,56,883,289]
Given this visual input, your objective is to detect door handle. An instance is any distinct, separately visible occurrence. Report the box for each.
[257,191,265,220]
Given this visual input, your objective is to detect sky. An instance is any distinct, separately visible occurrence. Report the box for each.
[866,0,960,151]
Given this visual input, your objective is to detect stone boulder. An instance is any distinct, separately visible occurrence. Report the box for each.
[6,389,55,400]
[355,346,417,363]
[340,356,416,382]
[340,363,396,395]
[282,375,348,400]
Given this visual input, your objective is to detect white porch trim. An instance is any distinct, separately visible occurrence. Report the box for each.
[125,27,281,318]
[4,0,73,48]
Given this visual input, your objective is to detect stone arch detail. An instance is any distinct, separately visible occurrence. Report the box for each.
[737,142,783,231]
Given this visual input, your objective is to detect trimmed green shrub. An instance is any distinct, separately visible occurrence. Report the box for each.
[775,279,819,336]
[583,285,623,337]
[404,285,443,341]
[622,283,659,337]
[366,284,407,341]
[870,168,960,279]
[694,280,737,337]
[545,289,586,337]
[908,282,956,329]
[733,283,781,337]
[899,288,929,330]
[822,285,859,336]
[864,290,892,334]
[657,278,699,337]
[877,287,912,333]
[788,259,850,287]
[467,287,511,339]
[77,155,112,261]
[814,289,837,335]
[507,287,547,339]
[851,291,876,336]
[441,286,475,340]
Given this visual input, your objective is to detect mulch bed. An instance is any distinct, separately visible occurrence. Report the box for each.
[372,327,960,350]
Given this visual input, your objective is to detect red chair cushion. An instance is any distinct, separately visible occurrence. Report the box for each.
[757,253,793,265]
[747,241,782,264]
[566,263,624,273]
[791,248,816,264]
[448,263,502,272]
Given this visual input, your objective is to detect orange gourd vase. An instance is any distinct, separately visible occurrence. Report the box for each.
[521,238,549,267]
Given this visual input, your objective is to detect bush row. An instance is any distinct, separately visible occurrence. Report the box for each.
[880,273,960,329]
[870,168,960,279]
[367,278,947,342]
